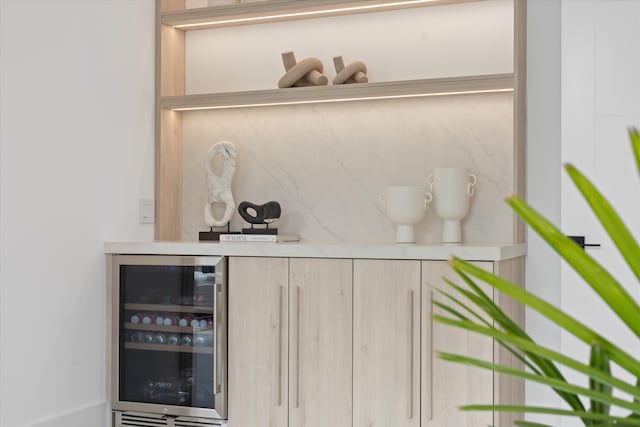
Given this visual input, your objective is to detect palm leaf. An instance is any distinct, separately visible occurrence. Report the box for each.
[435,276,586,410]
[445,274,579,385]
[634,378,640,417]
[438,352,640,414]
[437,128,640,426]
[460,405,640,426]
[506,195,640,339]
[631,127,640,174]
[589,342,612,416]
[433,281,492,327]
[565,163,640,288]
[450,258,640,378]
[433,315,640,400]
[431,288,542,376]
[452,270,527,337]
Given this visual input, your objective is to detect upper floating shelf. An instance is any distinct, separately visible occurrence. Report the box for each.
[161,73,514,111]
[162,0,481,30]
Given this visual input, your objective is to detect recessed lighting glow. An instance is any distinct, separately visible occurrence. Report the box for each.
[174,0,441,29]
[170,88,513,111]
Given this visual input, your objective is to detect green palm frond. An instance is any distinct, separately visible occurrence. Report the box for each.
[450,258,640,378]
[437,353,640,414]
[631,127,640,173]
[433,315,640,401]
[565,163,640,284]
[507,194,640,340]
[431,289,542,375]
[589,342,612,417]
[461,405,640,426]
[435,127,640,426]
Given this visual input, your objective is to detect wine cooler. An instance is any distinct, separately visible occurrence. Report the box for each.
[109,255,227,426]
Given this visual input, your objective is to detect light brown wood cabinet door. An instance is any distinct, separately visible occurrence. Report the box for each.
[228,257,289,427]
[289,258,353,427]
[421,261,494,427]
[353,259,420,427]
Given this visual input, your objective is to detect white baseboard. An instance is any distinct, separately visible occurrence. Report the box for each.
[26,401,107,427]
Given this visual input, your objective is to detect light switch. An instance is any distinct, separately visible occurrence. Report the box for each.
[139,198,155,224]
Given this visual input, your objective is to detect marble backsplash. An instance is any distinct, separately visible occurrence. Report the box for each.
[182,92,514,244]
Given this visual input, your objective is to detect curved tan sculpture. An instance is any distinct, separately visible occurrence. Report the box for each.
[278,51,328,88]
[332,56,368,84]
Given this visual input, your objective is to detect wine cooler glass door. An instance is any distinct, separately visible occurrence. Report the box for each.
[112,255,226,419]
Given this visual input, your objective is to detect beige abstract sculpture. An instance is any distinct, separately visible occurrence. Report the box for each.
[277,51,328,88]
[332,56,368,84]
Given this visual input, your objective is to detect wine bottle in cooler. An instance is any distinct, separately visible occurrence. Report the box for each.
[163,314,178,326]
[154,314,165,326]
[129,331,144,343]
[180,334,192,346]
[142,313,153,325]
[166,334,180,346]
[193,333,211,347]
[178,315,192,327]
[153,333,166,345]
[191,317,209,329]
[143,332,155,344]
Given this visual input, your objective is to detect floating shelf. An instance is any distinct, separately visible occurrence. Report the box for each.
[162,0,480,30]
[161,74,514,111]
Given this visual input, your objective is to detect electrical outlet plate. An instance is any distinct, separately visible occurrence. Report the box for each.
[139,198,155,224]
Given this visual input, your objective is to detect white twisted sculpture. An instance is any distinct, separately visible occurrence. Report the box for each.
[204,141,237,228]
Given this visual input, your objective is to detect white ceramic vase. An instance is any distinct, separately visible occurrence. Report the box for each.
[380,186,432,243]
[428,167,477,243]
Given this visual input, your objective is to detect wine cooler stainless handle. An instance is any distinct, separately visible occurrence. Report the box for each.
[277,285,284,407]
[215,282,222,394]
[408,289,415,420]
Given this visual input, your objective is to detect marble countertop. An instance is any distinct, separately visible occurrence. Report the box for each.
[104,241,526,261]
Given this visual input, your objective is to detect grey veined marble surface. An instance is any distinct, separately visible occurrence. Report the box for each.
[182,92,514,244]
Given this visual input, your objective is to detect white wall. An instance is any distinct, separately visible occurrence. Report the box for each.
[525,1,562,425]
[526,1,640,426]
[0,1,155,426]
[559,1,640,426]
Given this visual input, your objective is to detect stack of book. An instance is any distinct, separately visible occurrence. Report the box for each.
[219,234,299,243]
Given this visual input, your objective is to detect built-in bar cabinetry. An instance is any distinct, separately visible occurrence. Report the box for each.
[155,0,526,242]
[105,242,526,426]
[226,255,524,427]
[228,257,353,427]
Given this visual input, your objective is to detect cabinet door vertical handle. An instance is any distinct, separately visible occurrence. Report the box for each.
[295,285,301,409]
[408,289,415,420]
[426,289,434,421]
[277,285,284,407]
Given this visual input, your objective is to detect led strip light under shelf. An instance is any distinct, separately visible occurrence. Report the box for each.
[161,74,515,111]
[166,0,477,30]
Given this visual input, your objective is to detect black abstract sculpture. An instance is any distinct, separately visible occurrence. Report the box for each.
[238,201,281,235]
